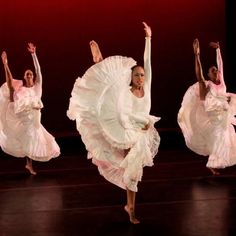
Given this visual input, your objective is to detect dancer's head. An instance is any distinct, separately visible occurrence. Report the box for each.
[207,66,220,85]
[23,69,34,87]
[131,65,145,88]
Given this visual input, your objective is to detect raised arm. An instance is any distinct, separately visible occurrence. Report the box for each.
[209,42,222,72]
[193,38,207,100]
[209,41,225,88]
[143,22,152,90]
[1,51,14,102]
[28,43,42,97]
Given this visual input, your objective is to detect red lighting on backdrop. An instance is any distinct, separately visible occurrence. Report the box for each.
[0,0,225,134]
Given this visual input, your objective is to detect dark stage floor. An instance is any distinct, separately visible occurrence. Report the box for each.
[1,141,236,236]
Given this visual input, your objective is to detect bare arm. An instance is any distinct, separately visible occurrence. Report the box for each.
[193,39,207,100]
[209,42,222,72]
[1,51,14,102]
[216,47,223,75]
[209,41,225,88]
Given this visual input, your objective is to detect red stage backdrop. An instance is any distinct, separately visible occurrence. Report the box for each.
[0,0,226,136]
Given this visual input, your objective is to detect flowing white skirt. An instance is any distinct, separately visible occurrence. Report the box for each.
[178,82,236,168]
[0,82,60,161]
[67,56,160,191]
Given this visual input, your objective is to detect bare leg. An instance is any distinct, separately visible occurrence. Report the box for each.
[25,157,37,175]
[124,189,140,224]
[89,40,103,63]
[208,167,220,176]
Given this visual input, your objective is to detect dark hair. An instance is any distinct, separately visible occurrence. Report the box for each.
[131,65,144,72]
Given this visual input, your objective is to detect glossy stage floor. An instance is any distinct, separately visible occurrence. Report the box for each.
[1,134,236,236]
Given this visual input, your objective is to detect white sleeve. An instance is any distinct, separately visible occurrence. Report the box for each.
[32,53,42,98]
[129,113,149,128]
[144,37,151,92]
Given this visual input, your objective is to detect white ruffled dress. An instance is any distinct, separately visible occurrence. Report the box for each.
[0,53,60,161]
[178,48,236,168]
[67,38,160,192]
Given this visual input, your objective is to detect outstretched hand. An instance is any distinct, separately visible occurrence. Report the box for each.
[27,42,36,53]
[1,51,8,65]
[143,22,151,37]
[209,41,220,49]
[193,38,200,55]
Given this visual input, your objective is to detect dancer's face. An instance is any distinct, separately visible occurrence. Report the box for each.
[208,66,220,85]
[131,66,145,88]
[24,70,34,87]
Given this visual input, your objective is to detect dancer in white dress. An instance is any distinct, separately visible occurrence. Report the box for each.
[67,22,160,224]
[178,39,236,175]
[0,43,60,175]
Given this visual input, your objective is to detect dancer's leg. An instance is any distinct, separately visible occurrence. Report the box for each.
[25,157,37,175]
[124,189,140,224]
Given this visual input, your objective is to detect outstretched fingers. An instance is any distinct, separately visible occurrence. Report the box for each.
[27,42,36,53]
